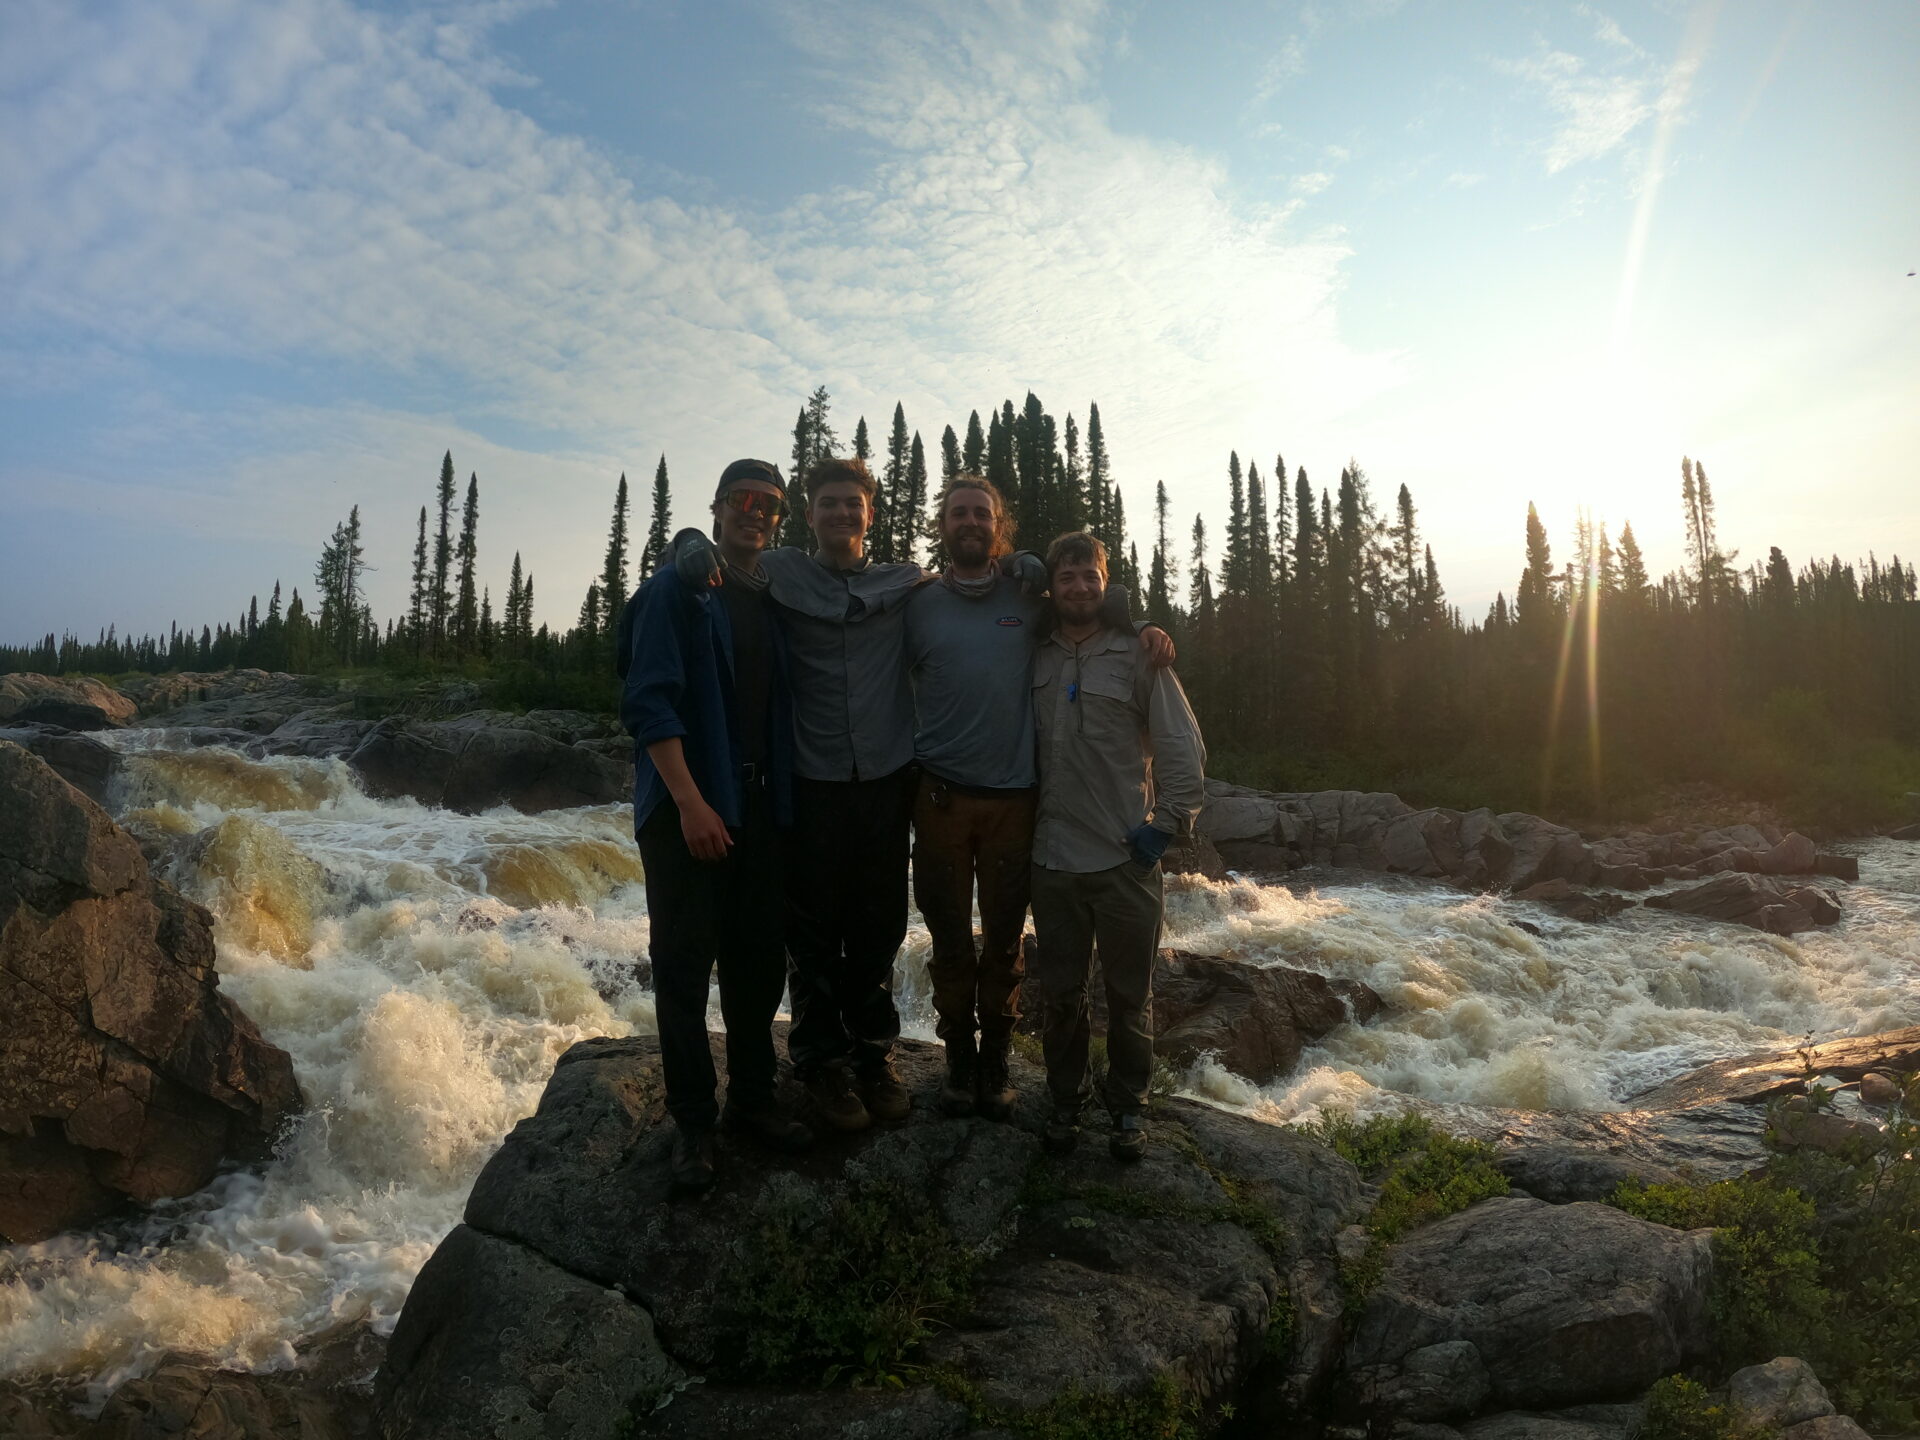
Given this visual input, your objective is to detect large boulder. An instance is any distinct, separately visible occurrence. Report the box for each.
[1017,948,1379,1085]
[379,1033,1361,1438]
[0,742,302,1243]
[0,673,138,728]
[1642,872,1841,935]
[346,717,629,813]
[0,724,121,805]
[1342,1197,1712,1420]
[1628,1027,1920,1110]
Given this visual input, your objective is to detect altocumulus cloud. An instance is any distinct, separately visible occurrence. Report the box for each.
[1,0,1395,630]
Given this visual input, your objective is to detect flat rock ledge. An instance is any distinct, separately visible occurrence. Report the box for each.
[373,1034,1728,1439]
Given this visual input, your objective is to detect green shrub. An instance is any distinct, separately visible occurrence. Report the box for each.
[1638,1375,1771,1440]
[719,1175,975,1386]
[1304,1111,1508,1298]
[937,1369,1201,1440]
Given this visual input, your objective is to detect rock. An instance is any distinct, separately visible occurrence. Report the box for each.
[94,1360,353,1440]
[0,743,301,1243]
[1810,853,1858,881]
[1859,1071,1903,1107]
[1496,1145,1682,1205]
[378,1223,685,1439]
[254,715,374,760]
[347,717,630,813]
[1162,827,1229,880]
[1760,832,1819,875]
[1017,948,1380,1085]
[1512,879,1632,923]
[1629,1027,1920,1109]
[1342,1197,1711,1419]
[1642,872,1841,935]
[1889,822,1920,841]
[0,673,137,728]
[1781,1418,1872,1440]
[1728,1357,1834,1430]
[1409,1095,1772,1186]
[1460,1406,1640,1440]
[0,725,121,805]
[381,1032,1343,1437]
[1769,1099,1884,1155]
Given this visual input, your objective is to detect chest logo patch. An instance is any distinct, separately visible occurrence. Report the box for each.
[996,616,1024,627]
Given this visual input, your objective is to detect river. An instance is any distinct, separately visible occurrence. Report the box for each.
[3,736,1917,1402]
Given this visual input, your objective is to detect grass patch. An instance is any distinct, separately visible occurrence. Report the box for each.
[718,1173,975,1387]
[1303,1110,1509,1299]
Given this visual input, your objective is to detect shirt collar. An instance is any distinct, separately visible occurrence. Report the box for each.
[1047,625,1127,655]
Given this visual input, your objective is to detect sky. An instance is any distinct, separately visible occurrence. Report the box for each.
[2,0,1916,641]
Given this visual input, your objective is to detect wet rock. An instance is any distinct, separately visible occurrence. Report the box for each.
[1496,1144,1682,1204]
[1512,879,1633,923]
[347,716,629,813]
[1460,1405,1641,1440]
[1889,822,1920,841]
[1728,1357,1834,1430]
[254,715,374,760]
[1760,832,1818,875]
[1412,1095,1771,1184]
[382,1033,1342,1437]
[94,1360,354,1440]
[0,743,301,1243]
[1162,826,1229,879]
[0,673,138,728]
[1770,1099,1885,1155]
[0,725,120,805]
[1810,853,1859,881]
[1642,872,1841,935]
[1342,1197,1712,1419]
[1859,1071,1903,1107]
[1628,1027,1920,1109]
[1781,1418,1872,1440]
[1017,948,1379,1085]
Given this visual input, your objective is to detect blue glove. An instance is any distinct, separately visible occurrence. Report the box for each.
[671,528,722,590]
[1003,550,1048,596]
[1126,823,1171,868]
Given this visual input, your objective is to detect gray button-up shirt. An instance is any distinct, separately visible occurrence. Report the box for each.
[1032,625,1206,873]
[761,547,924,783]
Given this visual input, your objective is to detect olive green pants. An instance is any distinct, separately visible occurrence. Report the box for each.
[1028,860,1164,1116]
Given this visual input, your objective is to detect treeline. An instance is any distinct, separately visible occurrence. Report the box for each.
[5,391,1917,823]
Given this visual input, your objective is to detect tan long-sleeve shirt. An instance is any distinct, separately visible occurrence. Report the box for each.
[1031,625,1206,874]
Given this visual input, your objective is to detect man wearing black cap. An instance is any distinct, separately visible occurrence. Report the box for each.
[618,458,811,1192]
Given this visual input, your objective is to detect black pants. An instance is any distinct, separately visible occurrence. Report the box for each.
[637,786,786,1132]
[784,767,914,1079]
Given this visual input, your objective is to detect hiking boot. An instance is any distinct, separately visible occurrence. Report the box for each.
[670,1127,718,1193]
[804,1063,871,1132]
[1043,1107,1081,1157]
[1109,1112,1145,1163]
[721,1098,814,1154]
[859,1061,913,1122]
[940,1038,977,1117]
[975,1041,1016,1123]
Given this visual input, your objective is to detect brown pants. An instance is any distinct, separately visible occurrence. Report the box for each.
[1029,860,1164,1116]
[912,776,1037,1050]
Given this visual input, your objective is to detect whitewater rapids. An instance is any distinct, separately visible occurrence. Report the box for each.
[2,737,1916,1400]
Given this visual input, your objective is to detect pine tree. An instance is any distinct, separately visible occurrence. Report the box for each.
[986,404,1014,502]
[431,451,455,656]
[940,424,962,483]
[1247,460,1272,601]
[1516,502,1556,628]
[1064,414,1083,523]
[853,416,872,462]
[879,402,910,563]
[1273,454,1291,593]
[601,472,631,617]
[479,588,493,658]
[1189,515,1214,625]
[903,431,929,565]
[1147,480,1174,628]
[963,410,986,474]
[578,583,601,644]
[1615,521,1650,604]
[1085,404,1110,547]
[505,552,526,655]
[455,474,480,655]
[409,505,429,654]
[1390,483,1420,630]
[1222,452,1248,597]
[641,455,672,578]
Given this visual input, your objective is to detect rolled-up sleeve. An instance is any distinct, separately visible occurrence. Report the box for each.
[1146,668,1206,836]
[620,583,690,746]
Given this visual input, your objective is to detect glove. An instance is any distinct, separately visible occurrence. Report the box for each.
[1097,582,1133,630]
[1003,550,1048,596]
[1126,823,1172,868]
[671,528,722,590]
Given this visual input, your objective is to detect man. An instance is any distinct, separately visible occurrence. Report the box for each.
[619,458,812,1192]
[905,477,1178,1122]
[672,457,921,1131]
[1029,531,1206,1162]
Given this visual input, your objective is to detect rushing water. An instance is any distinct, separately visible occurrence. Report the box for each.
[2,737,1917,1401]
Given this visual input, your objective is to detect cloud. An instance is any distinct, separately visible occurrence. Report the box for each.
[1498,46,1654,173]
[0,0,1398,635]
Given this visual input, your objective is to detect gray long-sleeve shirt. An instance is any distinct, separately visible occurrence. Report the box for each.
[905,575,1046,790]
[760,547,924,783]
[1031,625,1206,873]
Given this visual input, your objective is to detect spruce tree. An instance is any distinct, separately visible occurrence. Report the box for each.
[432,451,455,656]
[1247,461,1272,600]
[505,552,525,655]
[903,432,929,565]
[963,410,986,473]
[940,425,961,483]
[853,416,871,462]
[879,402,910,563]
[601,472,631,617]
[409,506,429,654]
[986,404,1015,502]
[455,474,479,655]
[641,455,672,577]
[1222,452,1247,597]
[1516,502,1556,627]
[1615,521,1650,604]
[1085,404,1110,544]
[1147,480,1174,628]
[480,589,493,658]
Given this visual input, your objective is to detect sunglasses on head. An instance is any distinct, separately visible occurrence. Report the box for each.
[720,488,785,521]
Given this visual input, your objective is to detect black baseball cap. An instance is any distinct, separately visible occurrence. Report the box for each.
[714,458,786,500]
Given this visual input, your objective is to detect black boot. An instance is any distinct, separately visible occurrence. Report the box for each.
[940,1036,977,1117]
[722,1097,814,1154]
[975,1037,1016,1122]
[670,1126,718,1193]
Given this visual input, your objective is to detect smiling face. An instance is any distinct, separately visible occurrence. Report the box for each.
[939,485,998,569]
[808,478,872,552]
[712,482,782,561]
[1051,553,1106,628]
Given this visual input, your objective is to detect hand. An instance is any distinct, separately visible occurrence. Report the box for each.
[673,531,723,590]
[1096,582,1133,630]
[1140,625,1176,669]
[1003,550,1048,596]
[680,797,734,861]
[1125,823,1171,868]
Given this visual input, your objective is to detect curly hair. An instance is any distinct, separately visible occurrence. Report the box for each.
[1045,530,1109,580]
[932,473,1016,559]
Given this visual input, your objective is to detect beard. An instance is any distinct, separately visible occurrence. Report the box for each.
[1053,596,1102,627]
[945,529,992,567]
